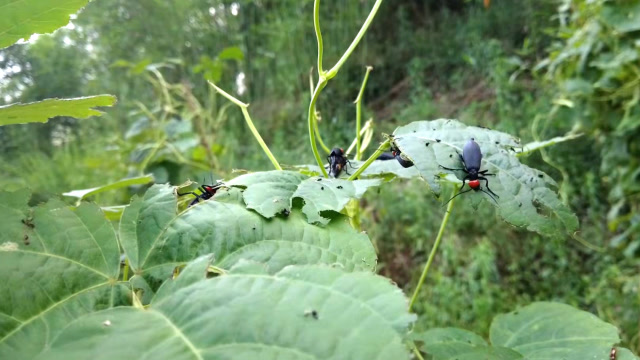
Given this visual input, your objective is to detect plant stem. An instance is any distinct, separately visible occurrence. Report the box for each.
[313,0,325,77]
[308,0,384,175]
[347,139,390,180]
[325,0,384,78]
[411,342,425,360]
[309,80,329,177]
[123,258,129,282]
[408,186,458,311]
[314,114,331,154]
[346,119,373,156]
[354,66,373,160]
[208,81,282,171]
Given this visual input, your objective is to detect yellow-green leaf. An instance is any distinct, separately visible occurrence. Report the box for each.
[0,95,117,126]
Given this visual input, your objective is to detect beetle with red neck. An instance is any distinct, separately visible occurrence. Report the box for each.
[439,138,499,204]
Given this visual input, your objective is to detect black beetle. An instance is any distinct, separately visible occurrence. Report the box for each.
[376,152,395,160]
[440,138,499,203]
[327,147,353,178]
[388,143,414,168]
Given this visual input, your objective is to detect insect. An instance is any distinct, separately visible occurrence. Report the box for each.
[304,309,319,320]
[376,152,395,160]
[327,147,354,178]
[440,138,499,204]
[610,347,617,360]
[178,182,223,207]
[382,143,414,168]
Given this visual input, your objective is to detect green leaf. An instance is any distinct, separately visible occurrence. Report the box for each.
[0,190,125,359]
[601,2,640,33]
[120,185,377,280]
[413,328,488,357]
[151,254,215,304]
[356,158,420,180]
[63,175,154,203]
[0,0,90,49]
[392,119,578,237]
[227,171,381,224]
[491,302,620,360]
[292,177,381,225]
[617,348,640,360]
[0,95,117,126]
[218,46,244,60]
[226,170,308,217]
[392,119,521,195]
[37,264,415,360]
[413,328,523,359]
[516,133,583,157]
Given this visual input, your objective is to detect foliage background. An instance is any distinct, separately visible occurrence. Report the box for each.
[0,0,638,352]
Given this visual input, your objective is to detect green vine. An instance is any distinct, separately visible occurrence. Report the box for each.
[308,0,384,177]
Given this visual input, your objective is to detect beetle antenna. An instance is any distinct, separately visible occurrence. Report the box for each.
[442,187,473,206]
[480,188,499,205]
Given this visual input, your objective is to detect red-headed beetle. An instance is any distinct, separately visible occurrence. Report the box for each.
[440,138,499,204]
[179,182,223,207]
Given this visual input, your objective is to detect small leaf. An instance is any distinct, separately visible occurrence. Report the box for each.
[218,46,244,60]
[491,302,620,360]
[0,95,117,126]
[292,177,381,225]
[0,190,126,359]
[63,175,154,202]
[226,170,308,217]
[227,171,381,224]
[0,0,91,49]
[37,265,415,360]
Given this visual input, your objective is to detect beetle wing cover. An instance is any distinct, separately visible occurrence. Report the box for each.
[463,139,483,170]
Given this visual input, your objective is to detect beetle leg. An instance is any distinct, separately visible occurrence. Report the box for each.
[178,191,200,198]
[479,169,495,176]
[479,176,499,198]
[439,164,467,172]
[459,175,471,192]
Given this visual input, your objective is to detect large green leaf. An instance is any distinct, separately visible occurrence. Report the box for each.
[0,0,90,49]
[355,158,420,180]
[491,302,622,360]
[413,328,522,360]
[37,264,415,360]
[415,302,638,360]
[601,2,640,33]
[119,185,377,281]
[227,171,381,224]
[0,190,125,359]
[0,95,117,126]
[392,119,578,237]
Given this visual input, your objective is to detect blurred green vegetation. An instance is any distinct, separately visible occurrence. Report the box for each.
[0,0,638,352]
